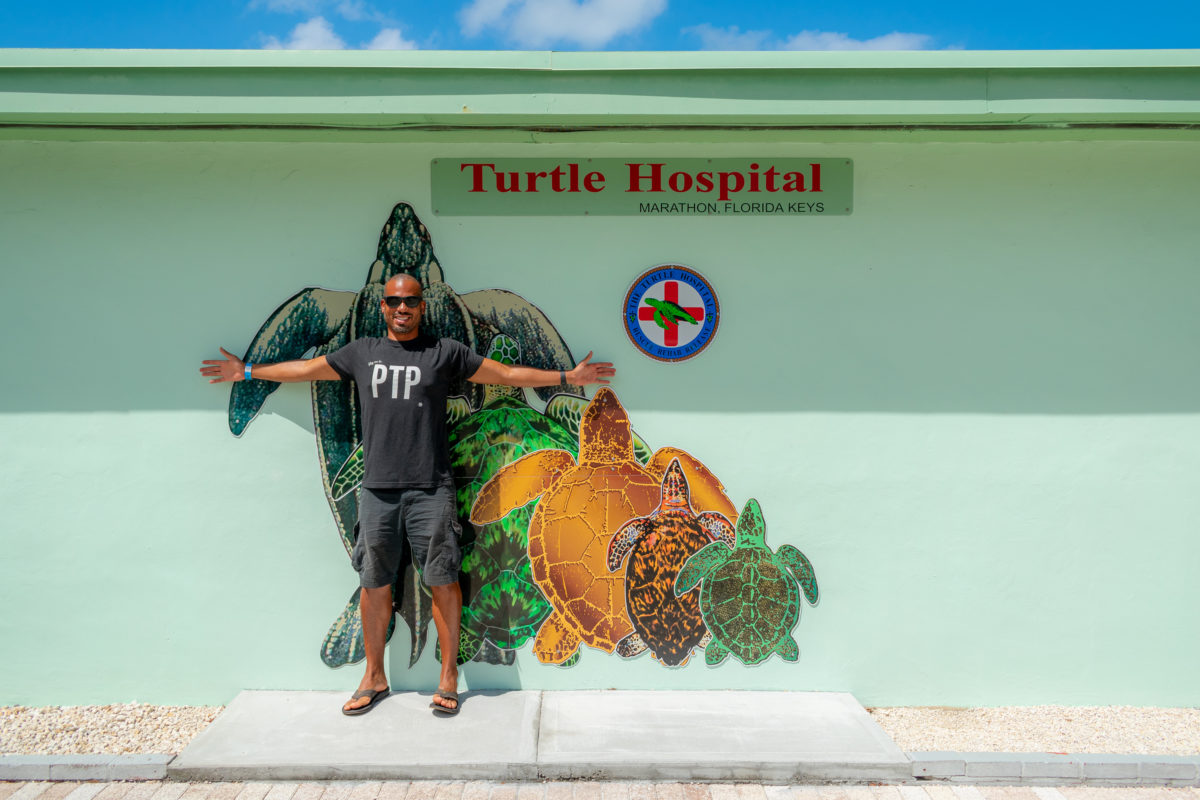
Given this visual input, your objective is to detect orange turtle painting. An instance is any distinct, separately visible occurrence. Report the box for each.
[470,387,738,665]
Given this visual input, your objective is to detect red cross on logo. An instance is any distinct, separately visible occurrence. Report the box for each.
[638,281,705,347]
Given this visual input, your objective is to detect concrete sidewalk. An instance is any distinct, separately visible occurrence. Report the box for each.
[3,691,1199,787]
[169,691,908,783]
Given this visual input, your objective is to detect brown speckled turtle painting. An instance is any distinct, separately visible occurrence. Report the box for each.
[607,458,736,667]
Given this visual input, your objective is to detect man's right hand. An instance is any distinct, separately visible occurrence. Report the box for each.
[200,350,340,384]
[200,347,245,384]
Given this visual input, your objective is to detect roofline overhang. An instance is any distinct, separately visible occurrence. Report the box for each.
[3,49,1200,137]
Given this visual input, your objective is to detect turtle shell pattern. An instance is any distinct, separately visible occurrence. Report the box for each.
[681,498,819,666]
[608,459,735,667]
[528,389,655,660]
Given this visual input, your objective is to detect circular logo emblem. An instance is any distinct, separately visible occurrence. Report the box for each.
[623,265,720,362]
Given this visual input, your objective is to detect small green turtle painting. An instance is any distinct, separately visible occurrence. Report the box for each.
[674,498,818,666]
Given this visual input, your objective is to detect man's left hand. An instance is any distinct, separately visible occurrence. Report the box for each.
[568,352,616,386]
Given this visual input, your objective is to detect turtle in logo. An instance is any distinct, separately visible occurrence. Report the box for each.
[607,458,736,667]
[471,388,738,665]
[226,201,582,668]
[449,334,585,666]
[674,498,818,665]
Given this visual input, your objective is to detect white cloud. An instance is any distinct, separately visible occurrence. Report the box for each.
[681,23,771,50]
[782,30,933,50]
[684,23,935,51]
[250,0,324,14]
[251,0,393,25]
[364,27,418,49]
[459,0,667,48]
[337,0,391,23]
[262,16,347,49]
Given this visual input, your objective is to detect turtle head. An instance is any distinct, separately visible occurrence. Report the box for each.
[578,387,634,465]
[734,498,768,547]
[367,203,445,286]
[659,458,692,512]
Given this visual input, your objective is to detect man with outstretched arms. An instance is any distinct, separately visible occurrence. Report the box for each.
[201,274,615,716]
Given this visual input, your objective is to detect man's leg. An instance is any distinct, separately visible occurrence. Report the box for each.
[430,581,462,711]
[343,487,402,714]
[343,584,393,712]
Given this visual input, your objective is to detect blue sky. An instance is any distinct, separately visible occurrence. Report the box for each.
[1,0,1197,51]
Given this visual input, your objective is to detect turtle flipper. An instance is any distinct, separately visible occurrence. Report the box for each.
[646,448,738,522]
[394,553,433,668]
[616,632,648,659]
[776,636,799,662]
[607,519,648,571]
[229,287,355,436]
[696,511,736,547]
[471,449,576,524]
[704,638,730,666]
[473,639,516,666]
[777,544,819,605]
[532,612,581,665]
[330,445,365,501]
[674,540,728,596]
[457,617,485,665]
[630,432,653,465]
[459,288,583,404]
[320,587,398,668]
[446,396,473,427]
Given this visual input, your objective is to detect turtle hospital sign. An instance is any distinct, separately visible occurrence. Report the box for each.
[432,158,853,216]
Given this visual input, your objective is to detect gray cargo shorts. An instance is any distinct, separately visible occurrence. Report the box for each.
[352,484,462,588]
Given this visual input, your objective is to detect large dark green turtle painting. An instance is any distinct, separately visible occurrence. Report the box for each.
[674,498,819,666]
[226,202,583,669]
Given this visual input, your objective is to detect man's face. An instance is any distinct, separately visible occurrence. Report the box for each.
[380,279,425,339]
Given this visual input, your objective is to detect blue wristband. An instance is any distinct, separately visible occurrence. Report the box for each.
[244,363,253,381]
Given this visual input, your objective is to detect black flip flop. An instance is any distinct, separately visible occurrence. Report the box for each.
[342,687,390,716]
[429,690,460,716]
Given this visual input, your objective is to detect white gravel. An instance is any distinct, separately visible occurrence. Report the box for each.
[868,705,1200,755]
[0,704,222,755]
[2,703,1198,756]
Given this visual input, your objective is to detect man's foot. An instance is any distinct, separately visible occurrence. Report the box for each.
[343,681,390,715]
[430,688,459,716]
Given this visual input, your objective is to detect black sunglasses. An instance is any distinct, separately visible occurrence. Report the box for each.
[383,295,423,309]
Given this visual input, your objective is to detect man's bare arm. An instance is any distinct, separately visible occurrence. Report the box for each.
[199,347,341,383]
[468,350,615,388]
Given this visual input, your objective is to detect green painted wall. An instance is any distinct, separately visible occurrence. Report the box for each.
[2,136,1198,706]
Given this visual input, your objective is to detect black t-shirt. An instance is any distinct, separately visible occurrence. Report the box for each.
[325,335,484,489]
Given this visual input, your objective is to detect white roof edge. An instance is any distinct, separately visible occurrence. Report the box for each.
[1,48,1200,71]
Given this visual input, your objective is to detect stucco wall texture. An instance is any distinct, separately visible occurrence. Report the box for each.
[1,132,1198,706]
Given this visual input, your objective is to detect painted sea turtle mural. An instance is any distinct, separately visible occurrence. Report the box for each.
[607,458,736,667]
[674,498,819,665]
[225,201,583,668]
[448,334,588,666]
[471,387,738,665]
